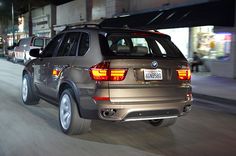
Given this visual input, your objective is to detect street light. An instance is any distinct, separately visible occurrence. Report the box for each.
[12,2,15,44]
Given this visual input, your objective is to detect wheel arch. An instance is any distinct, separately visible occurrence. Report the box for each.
[22,68,31,79]
[58,80,83,117]
[21,69,40,105]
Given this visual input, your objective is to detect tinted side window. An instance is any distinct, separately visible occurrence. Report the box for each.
[42,34,63,57]
[33,38,44,47]
[78,33,89,56]
[57,32,80,57]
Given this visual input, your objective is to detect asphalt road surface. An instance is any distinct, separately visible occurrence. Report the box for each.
[0,59,235,156]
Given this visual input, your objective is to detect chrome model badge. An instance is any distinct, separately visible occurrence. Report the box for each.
[151,61,158,68]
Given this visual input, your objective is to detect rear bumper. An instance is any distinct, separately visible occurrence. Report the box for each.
[97,100,192,121]
[76,84,192,121]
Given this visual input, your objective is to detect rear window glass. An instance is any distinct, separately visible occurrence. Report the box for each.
[99,33,184,59]
[19,38,31,47]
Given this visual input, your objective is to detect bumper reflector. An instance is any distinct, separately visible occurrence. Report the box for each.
[93,96,110,101]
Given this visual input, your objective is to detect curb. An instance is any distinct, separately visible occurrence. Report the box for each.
[193,93,236,107]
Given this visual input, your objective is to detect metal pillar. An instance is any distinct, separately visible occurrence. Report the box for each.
[11,2,15,44]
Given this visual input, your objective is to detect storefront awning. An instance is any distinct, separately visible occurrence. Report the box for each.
[100,0,235,29]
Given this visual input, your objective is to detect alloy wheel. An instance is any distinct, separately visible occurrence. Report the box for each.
[60,94,72,130]
[22,77,28,102]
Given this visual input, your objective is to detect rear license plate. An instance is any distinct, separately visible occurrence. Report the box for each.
[144,69,163,80]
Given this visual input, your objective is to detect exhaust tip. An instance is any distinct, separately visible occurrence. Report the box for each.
[183,105,192,112]
[102,109,117,118]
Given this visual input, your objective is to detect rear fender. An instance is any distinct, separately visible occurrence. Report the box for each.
[58,79,81,108]
[58,66,97,96]
[58,68,98,119]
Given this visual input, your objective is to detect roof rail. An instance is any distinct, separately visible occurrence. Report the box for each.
[63,23,101,31]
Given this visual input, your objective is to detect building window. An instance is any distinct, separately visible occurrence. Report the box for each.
[193,26,232,61]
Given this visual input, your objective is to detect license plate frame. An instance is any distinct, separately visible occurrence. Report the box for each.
[144,69,163,80]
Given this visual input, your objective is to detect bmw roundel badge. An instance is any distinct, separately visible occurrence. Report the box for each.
[151,61,158,68]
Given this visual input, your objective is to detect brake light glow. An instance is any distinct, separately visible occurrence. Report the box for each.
[110,69,127,81]
[90,62,128,81]
[90,69,108,80]
[176,68,191,80]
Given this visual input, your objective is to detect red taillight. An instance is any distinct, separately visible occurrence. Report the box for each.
[176,68,191,80]
[90,62,128,81]
[110,69,127,81]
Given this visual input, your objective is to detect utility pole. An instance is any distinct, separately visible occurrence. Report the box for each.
[11,2,15,44]
[28,1,32,36]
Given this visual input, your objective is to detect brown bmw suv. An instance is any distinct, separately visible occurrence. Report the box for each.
[21,25,192,135]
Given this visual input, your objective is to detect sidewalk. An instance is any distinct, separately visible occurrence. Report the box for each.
[191,72,236,104]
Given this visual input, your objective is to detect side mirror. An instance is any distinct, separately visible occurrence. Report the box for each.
[29,49,41,58]
[14,42,19,47]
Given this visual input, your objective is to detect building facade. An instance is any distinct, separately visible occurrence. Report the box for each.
[15,4,56,39]
[56,0,87,26]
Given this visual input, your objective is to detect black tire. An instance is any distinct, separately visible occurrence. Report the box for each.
[21,74,40,105]
[59,89,91,135]
[149,118,177,127]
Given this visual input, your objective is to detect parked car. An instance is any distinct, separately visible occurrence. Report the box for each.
[14,36,50,64]
[5,43,17,61]
[0,35,4,57]
[21,25,192,135]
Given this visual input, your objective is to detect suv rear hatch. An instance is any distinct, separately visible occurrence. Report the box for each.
[97,30,191,103]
